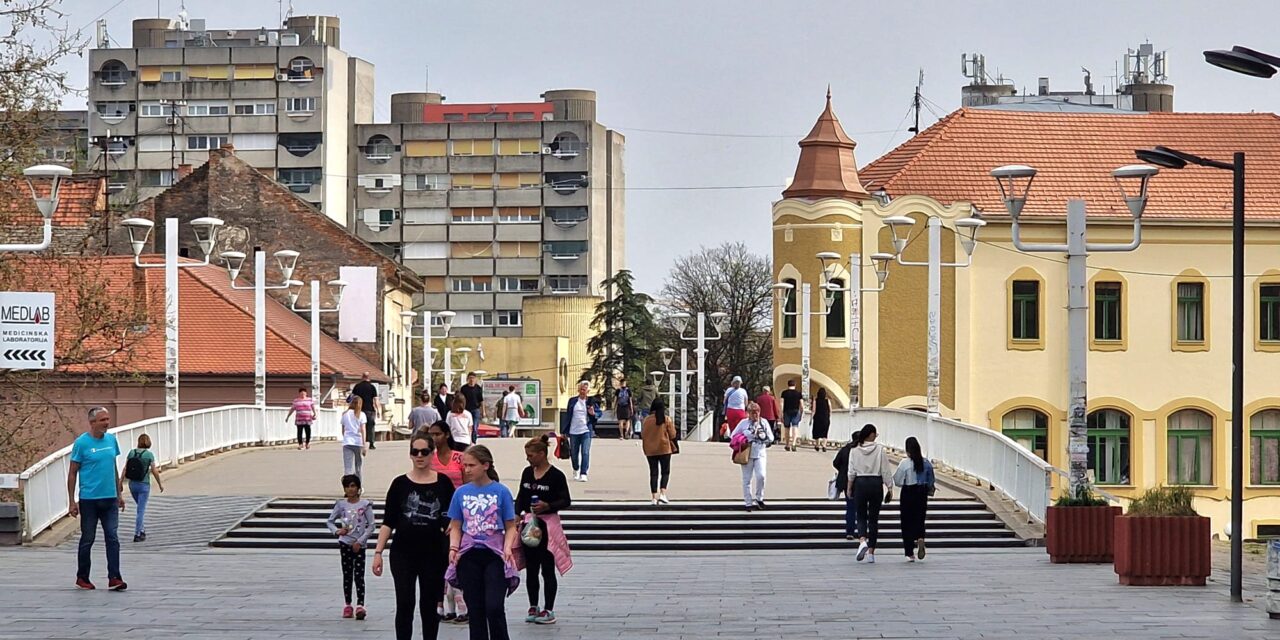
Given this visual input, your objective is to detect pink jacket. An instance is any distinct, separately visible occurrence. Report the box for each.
[730,432,749,452]
[511,513,574,576]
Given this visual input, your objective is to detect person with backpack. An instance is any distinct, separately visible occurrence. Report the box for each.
[121,433,163,543]
[893,436,936,562]
[846,424,894,564]
[615,380,634,440]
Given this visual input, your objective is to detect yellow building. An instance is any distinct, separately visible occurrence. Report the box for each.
[773,101,1280,537]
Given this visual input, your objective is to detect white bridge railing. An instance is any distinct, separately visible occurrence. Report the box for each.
[16,404,340,542]
[832,408,1055,523]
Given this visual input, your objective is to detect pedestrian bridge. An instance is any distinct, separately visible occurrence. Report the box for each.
[15,405,1055,543]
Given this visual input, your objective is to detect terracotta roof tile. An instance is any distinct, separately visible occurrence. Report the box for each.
[859,109,1280,221]
[0,175,105,226]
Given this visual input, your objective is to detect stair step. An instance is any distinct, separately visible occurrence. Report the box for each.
[225,526,1016,540]
[239,517,1008,530]
[212,537,1029,551]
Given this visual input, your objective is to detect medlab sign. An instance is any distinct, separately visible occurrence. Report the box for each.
[0,292,55,370]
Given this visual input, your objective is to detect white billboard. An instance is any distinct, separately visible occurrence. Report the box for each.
[0,291,55,370]
[338,266,378,343]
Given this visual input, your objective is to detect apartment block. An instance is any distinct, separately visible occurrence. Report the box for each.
[86,14,372,225]
[353,90,625,337]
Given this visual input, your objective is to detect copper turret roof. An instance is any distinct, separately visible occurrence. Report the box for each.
[782,88,870,201]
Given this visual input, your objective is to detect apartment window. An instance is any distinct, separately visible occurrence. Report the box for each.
[403,208,448,225]
[550,132,585,157]
[186,65,229,81]
[107,171,129,192]
[825,278,846,339]
[1171,281,1205,343]
[470,311,494,326]
[285,97,317,114]
[364,135,396,161]
[1011,280,1040,341]
[286,57,315,80]
[546,171,588,194]
[136,136,169,152]
[279,132,322,156]
[451,174,493,190]
[233,64,276,80]
[451,139,494,156]
[498,277,539,292]
[451,208,493,224]
[781,278,797,339]
[497,139,543,156]
[451,277,493,293]
[514,112,536,121]
[402,242,448,260]
[548,275,588,293]
[1250,409,1280,485]
[1167,409,1213,485]
[1002,409,1049,461]
[160,68,183,82]
[186,102,229,117]
[498,242,540,258]
[105,139,129,155]
[403,140,446,157]
[99,60,129,85]
[278,168,322,191]
[497,173,543,189]
[187,135,229,151]
[1261,285,1280,342]
[234,102,276,115]
[361,209,399,231]
[139,102,174,117]
[442,113,464,122]
[95,101,133,118]
[543,241,587,259]
[497,310,522,327]
[497,207,540,223]
[231,133,274,151]
[1094,282,1122,341]
[139,170,177,187]
[547,206,588,226]
[451,242,495,258]
[1086,409,1131,485]
[405,174,449,191]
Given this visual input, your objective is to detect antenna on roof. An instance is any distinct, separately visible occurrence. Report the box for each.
[908,69,924,135]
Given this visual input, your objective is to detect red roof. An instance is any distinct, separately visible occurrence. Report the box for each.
[12,255,385,381]
[0,175,105,226]
[859,108,1280,221]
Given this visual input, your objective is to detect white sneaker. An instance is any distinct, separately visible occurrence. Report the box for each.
[573,471,581,481]
[651,498,659,506]
[658,495,670,504]
[866,553,875,564]
[580,474,588,483]
[856,541,869,562]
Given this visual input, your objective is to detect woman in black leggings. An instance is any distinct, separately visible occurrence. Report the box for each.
[372,434,456,639]
[514,435,571,624]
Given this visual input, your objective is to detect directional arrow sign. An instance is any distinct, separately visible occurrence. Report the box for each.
[0,292,55,370]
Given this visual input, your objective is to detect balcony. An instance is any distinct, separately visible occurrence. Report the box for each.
[543,240,587,261]
[547,206,588,228]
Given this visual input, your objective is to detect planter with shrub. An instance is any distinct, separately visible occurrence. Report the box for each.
[1045,485,1122,563]
[1113,485,1211,586]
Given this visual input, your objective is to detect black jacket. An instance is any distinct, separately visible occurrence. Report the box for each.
[833,442,856,497]
[432,393,453,418]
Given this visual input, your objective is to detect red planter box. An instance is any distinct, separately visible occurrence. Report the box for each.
[1045,505,1121,563]
[1113,515,1211,586]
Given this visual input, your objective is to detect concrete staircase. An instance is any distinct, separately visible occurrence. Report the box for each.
[213,497,1028,551]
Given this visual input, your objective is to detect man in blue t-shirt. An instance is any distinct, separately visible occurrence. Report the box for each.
[67,406,126,591]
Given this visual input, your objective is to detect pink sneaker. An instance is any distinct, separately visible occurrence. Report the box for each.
[342,605,353,619]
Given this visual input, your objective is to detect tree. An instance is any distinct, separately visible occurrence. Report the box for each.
[660,242,773,423]
[0,0,82,174]
[584,270,658,405]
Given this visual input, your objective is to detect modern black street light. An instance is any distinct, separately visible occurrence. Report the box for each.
[1203,45,1280,79]
[1135,145,1245,604]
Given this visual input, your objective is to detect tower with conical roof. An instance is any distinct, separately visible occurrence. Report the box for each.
[771,90,871,409]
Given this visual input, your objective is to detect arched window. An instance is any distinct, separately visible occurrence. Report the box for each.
[1002,408,1048,460]
[1167,409,1212,485]
[781,278,797,339]
[550,132,583,157]
[286,57,315,80]
[1250,409,1280,485]
[99,60,128,85]
[825,278,846,339]
[364,134,395,162]
[1086,409,1131,484]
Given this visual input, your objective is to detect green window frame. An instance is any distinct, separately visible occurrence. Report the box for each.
[1094,282,1122,341]
[1176,282,1204,342]
[1250,410,1280,485]
[1002,408,1048,460]
[1260,285,1280,342]
[825,278,846,339]
[782,278,797,339]
[1086,409,1130,485]
[1011,280,1039,340]
[1167,409,1212,485]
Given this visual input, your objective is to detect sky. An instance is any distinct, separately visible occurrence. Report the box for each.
[48,0,1280,292]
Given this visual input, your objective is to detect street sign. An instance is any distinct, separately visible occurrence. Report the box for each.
[0,292,54,370]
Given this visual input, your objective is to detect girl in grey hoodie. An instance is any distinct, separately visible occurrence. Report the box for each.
[845,424,894,563]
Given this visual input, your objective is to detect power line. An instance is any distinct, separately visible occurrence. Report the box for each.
[613,125,906,139]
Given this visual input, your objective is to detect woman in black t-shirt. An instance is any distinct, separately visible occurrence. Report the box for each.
[372,434,456,640]
[514,435,572,625]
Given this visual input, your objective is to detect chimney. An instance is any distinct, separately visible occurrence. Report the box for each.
[177,164,193,180]
[1038,77,1050,96]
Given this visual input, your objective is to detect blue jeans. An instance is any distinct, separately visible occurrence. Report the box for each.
[128,480,151,536]
[499,420,515,438]
[468,409,481,440]
[77,497,122,580]
[844,496,857,537]
[569,432,592,475]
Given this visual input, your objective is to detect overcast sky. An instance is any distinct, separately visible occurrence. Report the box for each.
[52,0,1280,292]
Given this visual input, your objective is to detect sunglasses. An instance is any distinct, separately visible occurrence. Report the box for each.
[410,447,431,457]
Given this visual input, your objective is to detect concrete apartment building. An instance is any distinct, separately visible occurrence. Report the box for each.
[86,14,371,225]
[353,90,625,337]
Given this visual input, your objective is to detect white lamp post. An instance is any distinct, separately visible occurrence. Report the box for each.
[401,310,456,393]
[290,278,348,404]
[815,250,895,411]
[120,215,224,462]
[883,214,986,416]
[671,311,728,434]
[3,165,73,252]
[990,163,1156,496]
[659,347,694,437]
[222,249,300,435]
[773,281,813,416]
[441,346,471,392]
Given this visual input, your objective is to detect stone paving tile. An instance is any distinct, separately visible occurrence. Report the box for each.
[1,546,1275,639]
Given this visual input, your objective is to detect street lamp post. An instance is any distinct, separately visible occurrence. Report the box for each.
[815,251,896,411]
[289,279,348,404]
[671,312,728,435]
[990,163,1157,498]
[120,216,224,462]
[441,346,471,391]
[3,165,73,253]
[659,347,694,437]
[772,282,813,416]
[222,249,300,437]
[400,310,456,393]
[1134,145,1246,603]
[882,215,985,416]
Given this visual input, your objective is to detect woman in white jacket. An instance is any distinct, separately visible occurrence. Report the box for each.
[845,424,893,563]
[340,397,367,477]
[730,402,774,512]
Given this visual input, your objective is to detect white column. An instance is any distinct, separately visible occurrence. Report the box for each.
[422,311,432,392]
[679,347,689,437]
[164,218,179,464]
[800,282,811,411]
[849,252,861,411]
[926,217,942,416]
[695,313,706,430]
[254,250,267,441]
[310,280,320,406]
[1065,200,1090,490]
[443,347,453,392]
